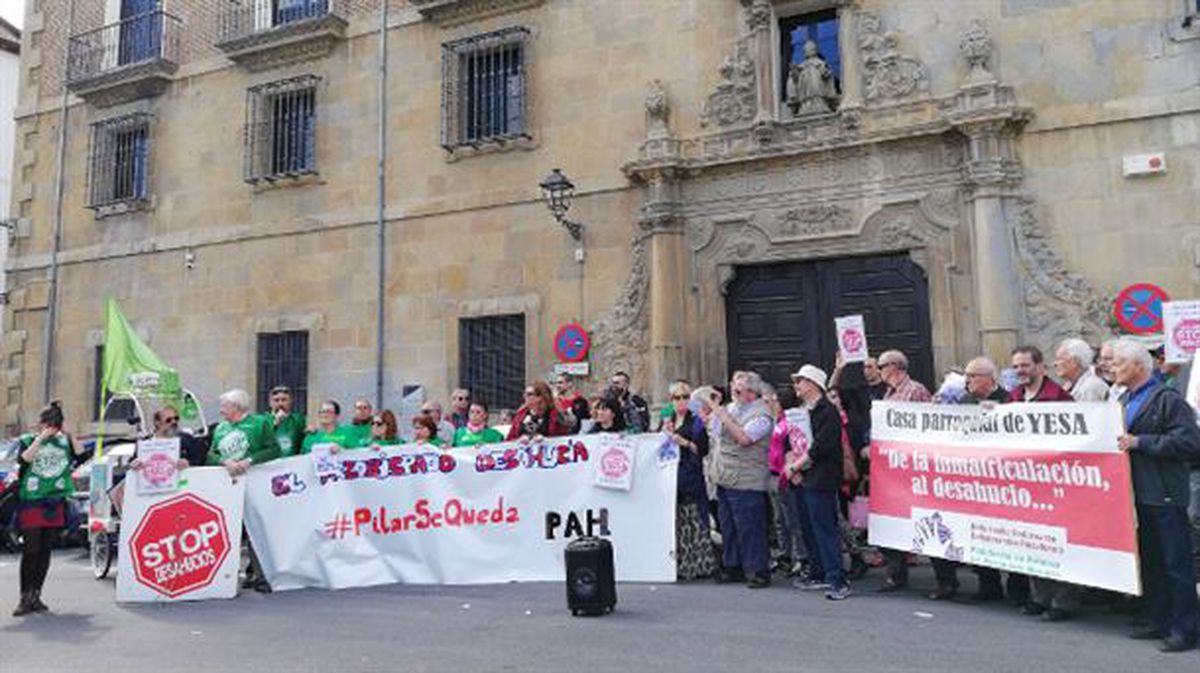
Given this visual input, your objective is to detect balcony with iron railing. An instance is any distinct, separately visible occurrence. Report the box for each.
[66,11,181,108]
[216,0,348,72]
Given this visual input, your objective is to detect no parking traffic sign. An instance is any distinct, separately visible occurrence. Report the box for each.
[1113,283,1170,335]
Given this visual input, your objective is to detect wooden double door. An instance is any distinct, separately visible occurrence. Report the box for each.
[726,254,934,394]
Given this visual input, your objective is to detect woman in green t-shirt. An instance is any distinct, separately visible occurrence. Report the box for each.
[453,399,504,447]
[300,400,359,453]
[411,415,446,448]
[13,402,86,617]
[366,410,400,449]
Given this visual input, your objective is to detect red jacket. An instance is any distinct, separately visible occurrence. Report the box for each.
[505,407,572,441]
[1008,377,1074,403]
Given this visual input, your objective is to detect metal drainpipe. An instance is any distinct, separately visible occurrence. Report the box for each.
[374,0,389,410]
[42,0,76,404]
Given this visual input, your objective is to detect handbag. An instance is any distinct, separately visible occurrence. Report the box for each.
[848,493,870,530]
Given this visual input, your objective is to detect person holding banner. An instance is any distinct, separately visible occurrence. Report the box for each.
[453,400,505,447]
[587,397,627,434]
[368,410,401,447]
[301,401,359,452]
[877,350,932,593]
[268,385,306,457]
[1112,339,1200,653]
[11,402,86,617]
[705,371,774,589]
[207,389,281,474]
[506,381,572,441]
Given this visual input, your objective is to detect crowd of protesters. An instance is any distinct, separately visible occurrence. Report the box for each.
[7,338,1199,652]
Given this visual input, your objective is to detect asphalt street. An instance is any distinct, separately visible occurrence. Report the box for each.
[1,550,1197,673]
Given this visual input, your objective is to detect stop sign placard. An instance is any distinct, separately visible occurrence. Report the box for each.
[128,492,232,598]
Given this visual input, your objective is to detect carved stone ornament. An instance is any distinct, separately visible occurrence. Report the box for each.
[1012,197,1112,342]
[776,204,854,239]
[858,12,929,103]
[590,235,651,385]
[744,0,773,32]
[645,79,671,139]
[959,19,995,85]
[701,41,757,128]
[878,219,926,249]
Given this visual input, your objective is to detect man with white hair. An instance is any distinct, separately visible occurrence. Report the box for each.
[1053,338,1109,402]
[1096,339,1125,402]
[1113,339,1200,652]
[703,370,775,589]
[207,389,280,475]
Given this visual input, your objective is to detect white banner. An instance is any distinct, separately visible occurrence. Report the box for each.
[1163,300,1200,363]
[243,433,677,590]
[116,467,245,602]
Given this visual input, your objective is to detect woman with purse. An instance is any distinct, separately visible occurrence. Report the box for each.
[12,402,86,617]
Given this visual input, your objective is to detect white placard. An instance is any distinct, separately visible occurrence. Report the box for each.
[594,434,635,491]
[310,443,339,482]
[1186,349,1200,414]
[1163,300,1200,363]
[835,314,869,363]
[116,467,245,603]
[135,437,181,496]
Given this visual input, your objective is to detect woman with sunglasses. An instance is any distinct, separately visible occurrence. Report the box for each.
[505,380,571,441]
[300,400,359,453]
[453,399,504,447]
[663,381,716,580]
[12,402,86,617]
[367,410,400,448]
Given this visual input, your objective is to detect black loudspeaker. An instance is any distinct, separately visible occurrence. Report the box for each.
[564,536,616,616]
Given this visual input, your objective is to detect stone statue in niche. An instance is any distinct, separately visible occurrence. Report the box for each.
[786,40,839,116]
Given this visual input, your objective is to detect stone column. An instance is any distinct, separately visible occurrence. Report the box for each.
[836,0,864,111]
[641,172,687,404]
[745,0,777,125]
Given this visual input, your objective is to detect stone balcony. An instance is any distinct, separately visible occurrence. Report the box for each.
[65,11,180,108]
[216,0,348,72]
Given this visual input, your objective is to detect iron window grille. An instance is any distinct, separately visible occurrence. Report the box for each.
[459,314,525,413]
[257,331,310,413]
[244,75,320,182]
[87,113,152,209]
[441,27,531,150]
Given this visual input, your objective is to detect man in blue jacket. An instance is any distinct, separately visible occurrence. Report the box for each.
[1113,339,1200,653]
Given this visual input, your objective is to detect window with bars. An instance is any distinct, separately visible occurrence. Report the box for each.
[244,75,319,182]
[441,27,530,149]
[257,331,309,413]
[459,314,525,412]
[87,113,151,209]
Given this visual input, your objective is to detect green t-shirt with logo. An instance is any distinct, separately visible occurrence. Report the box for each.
[452,426,504,448]
[206,413,280,466]
[273,412,307,457]
[341,422,372,448]
[299,427,359,454]
[17,433,75,501]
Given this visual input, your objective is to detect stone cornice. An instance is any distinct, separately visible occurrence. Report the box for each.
[410,0,544,28]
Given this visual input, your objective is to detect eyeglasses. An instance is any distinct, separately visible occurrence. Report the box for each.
[671,394,688,400]
[161,417,179,424]
[371,420,386,426]
[420,408,435,414]
[452,395,467,401]
[319,408,337,415]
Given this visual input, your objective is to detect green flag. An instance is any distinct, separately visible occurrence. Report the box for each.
[101,297,182,411]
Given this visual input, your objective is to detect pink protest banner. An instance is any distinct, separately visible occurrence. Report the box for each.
[868,401,1139,595]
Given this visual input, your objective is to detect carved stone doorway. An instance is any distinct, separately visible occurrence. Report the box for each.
[725,253,934,393]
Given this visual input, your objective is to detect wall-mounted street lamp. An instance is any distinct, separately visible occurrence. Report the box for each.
[539,168,584,242]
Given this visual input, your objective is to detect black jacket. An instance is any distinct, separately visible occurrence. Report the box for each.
[802,396,844,492]
[1124,383,1200,507]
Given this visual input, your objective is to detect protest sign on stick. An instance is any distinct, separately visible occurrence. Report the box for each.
[835,315,869,363]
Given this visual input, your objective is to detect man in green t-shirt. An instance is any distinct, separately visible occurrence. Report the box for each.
[341,397,374,447]
[268,385,306,457]
[207,389,280,475]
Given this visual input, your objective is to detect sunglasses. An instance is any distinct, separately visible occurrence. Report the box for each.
[371,420,386,426]
[162,417,179,424]
[671,395,688,400]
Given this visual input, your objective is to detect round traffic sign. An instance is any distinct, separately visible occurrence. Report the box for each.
[1114,283,1170,335]
[553,323,590,363]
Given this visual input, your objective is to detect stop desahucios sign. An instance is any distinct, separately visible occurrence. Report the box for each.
[128,492,232,598]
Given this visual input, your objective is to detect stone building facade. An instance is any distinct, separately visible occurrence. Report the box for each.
[4,0,1200,432]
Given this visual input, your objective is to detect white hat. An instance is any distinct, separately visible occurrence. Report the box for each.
[790,365,828,392]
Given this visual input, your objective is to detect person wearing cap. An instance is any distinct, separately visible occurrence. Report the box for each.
[702,370,775,589]
[788,365,850,600]
[877,349,932,592]
[268,385,306,457]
